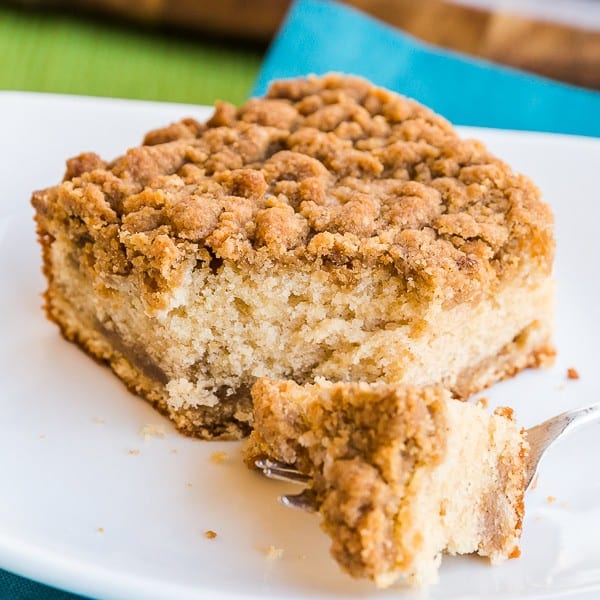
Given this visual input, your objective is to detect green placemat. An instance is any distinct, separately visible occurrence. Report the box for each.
[0,6,263,105]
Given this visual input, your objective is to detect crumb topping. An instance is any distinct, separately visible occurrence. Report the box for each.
[32,74,553,310]
[567,367,580,380]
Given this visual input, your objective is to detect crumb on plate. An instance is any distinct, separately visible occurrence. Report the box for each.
[128,449,141,455]
[547,495,557,503]
[567,367,580,380]
[210,450,229,464]
[261,545,284,560]
[204,530,218,539]
[140,424,167,440]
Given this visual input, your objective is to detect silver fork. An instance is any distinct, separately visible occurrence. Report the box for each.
[256,403,600,511]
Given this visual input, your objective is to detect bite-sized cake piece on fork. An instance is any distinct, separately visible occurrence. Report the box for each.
[245,378,528,587]
[31,73,554,439]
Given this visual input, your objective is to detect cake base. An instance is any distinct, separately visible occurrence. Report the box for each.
[46,277,552,439]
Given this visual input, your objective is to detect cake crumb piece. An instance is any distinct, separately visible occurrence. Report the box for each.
[476,397,489,409]
[262,545,284,560]
[93,417,105,424]
[204,530,218,539]
[186,482,193,488]
[96,527,104,534]
[567,368,580,380]
[140,424,167,440]
[547,495,557,503]
[128,449,141,455]
[210,450,229,464]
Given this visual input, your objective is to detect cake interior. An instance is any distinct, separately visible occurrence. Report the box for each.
[245,379,527,587]
[43,225,553,439]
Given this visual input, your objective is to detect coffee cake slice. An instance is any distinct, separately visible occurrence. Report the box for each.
[245,378,527,587]
[31,74,554,439]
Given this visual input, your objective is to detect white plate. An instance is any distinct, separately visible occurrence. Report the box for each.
[1,92,599,600]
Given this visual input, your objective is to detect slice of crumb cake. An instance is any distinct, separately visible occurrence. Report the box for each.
[31,74,554,439]
[245,378,528,587]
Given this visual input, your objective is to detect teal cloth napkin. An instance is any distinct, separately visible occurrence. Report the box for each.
[254,0,600,137]
[0,569,83,599]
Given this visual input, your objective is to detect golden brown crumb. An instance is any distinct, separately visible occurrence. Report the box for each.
[476,397,489,408]
[508,546,521,559]
[96,527,104,533]
[567,367,580,380]
[185,482,193,488]
[128,449,141,455]
[210,450,229,464]
[140,424,167,440]
[547,495,557,503]
[204,530,218,539]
